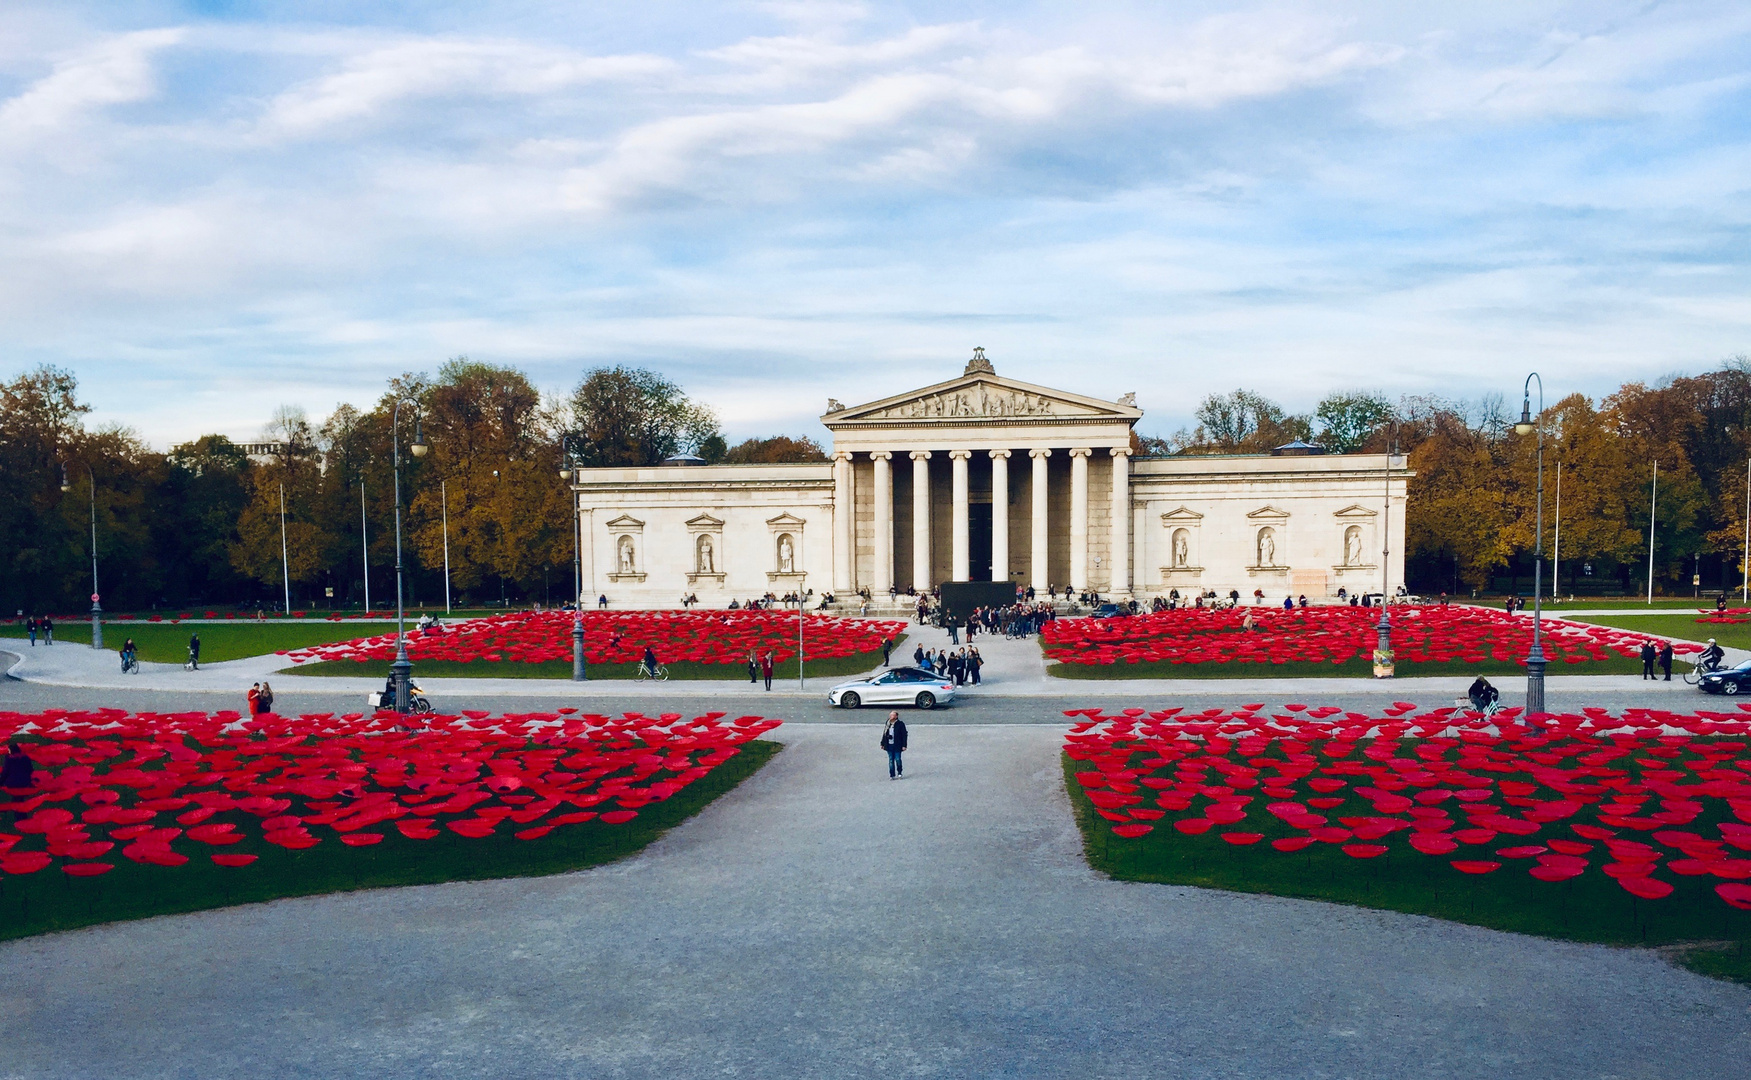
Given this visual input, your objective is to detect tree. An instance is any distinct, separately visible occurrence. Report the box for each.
[1313,392,1393,453]
[569,366,720,467]
[720,435,829,464]
[1184,390,1311,453]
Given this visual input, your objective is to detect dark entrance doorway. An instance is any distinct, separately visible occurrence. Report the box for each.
[969,503,992,581]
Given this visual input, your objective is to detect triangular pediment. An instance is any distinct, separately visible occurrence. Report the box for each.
[1246,505,1290,520]
[685,513,724,530]
[766,512,807,528]
[1160,506,1204,522]
[1333,504,1378,518]
[824,371,1142,425]
[604,514,645,530]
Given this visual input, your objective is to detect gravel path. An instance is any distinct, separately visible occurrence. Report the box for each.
[0,724,1745,1079]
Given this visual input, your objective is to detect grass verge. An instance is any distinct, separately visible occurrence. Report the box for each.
[1564,613,1751,652]
[1062,752,1751,983]
[1045,655,1645,679]
[0,739,779,941]
[0,623,378,664]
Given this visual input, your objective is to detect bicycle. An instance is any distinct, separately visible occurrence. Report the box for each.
[120,652,138,675]
[1683,657,1725,686]
[635,663,670,682]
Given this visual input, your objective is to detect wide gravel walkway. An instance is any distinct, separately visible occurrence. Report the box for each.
[0,724,1746,1078]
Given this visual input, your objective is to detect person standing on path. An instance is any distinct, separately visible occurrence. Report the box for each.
[187,633,201,670]
[948,621,960,645]
[968,647,982,685]
[247,683,261,716]
[1640,641,1656,680]
[1659,641,1674,681]
[746,649,758,683]
[880,711,907,779]
[41,616,52,645]
[760,650,774,691]
[882,636,893,667]
[259,681,275,716]
[913,643,925,668]
[25,617,35,647]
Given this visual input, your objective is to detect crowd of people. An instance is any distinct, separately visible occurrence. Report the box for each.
[910,643,982,685]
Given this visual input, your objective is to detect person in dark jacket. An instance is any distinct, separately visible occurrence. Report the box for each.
[1,742,35,818]
[1658,641,1674,681]
[746,649,758,684]
[880,712,908,779]
[882,637,893,666]
[1640,641,1657,680]
[41,615,52,645]
[188,633,201,670]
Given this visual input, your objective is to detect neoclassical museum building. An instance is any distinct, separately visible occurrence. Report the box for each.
[569,351,1409,606]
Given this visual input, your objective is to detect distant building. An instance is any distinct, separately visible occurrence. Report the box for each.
[567,350,1409,605]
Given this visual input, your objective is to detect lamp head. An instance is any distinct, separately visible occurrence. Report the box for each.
[410,417,428,458]
[59,464,70,493]
[559,464,573,481]
[1514,395,1535,436]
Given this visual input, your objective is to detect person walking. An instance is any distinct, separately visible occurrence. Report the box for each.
[880,711,908,779]
[1658,641,1674,681]
[25,617,35,647]
[1640,640,1657,680]
[746,649,758,684]
[882,636,893,667]
[187,632,201,670]
[948,620,960,645]
[41,615,52,645]
[760,650,774,691]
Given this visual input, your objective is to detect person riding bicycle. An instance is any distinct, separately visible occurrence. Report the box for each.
[1701,638,1726,673]
[641,646,660,678]
[119,638,137,671]
[1467,675,1499,714]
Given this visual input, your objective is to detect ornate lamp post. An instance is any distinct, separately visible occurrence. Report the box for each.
[559,434,587,682]
[60,462,102,647]
[1373,423,1398,678]
[390,401,428,712]
[1514,373,1547,716]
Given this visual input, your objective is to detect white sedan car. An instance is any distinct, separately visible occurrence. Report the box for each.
[828,667,958,710]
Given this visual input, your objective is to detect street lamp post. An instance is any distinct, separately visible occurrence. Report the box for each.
[1514,373,1547,717]
[390,400,428,712]
[1373,424,1397,678]
[61,463,102,649]
[559,434,587,682]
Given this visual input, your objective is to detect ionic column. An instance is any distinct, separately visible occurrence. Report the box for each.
[1029,449,1051,592]
[1069,447,1092,590]
[989,450,1010,583]
[1109,447,1131,597]
[950,450,972,582]
[872,451,893,593]
[832,451,853,592]
[910,450,932,590]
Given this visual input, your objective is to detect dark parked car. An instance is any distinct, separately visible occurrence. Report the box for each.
[1699,659,1751,695]
[1088,603,1127,619]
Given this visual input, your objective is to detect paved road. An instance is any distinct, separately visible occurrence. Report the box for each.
[0,724,1744,1079]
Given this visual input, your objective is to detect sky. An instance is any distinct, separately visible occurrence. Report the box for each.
[2,0,1748,448]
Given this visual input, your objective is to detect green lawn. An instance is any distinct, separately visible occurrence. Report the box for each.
[1564,613,1751,652]
[1064,753,1751,983]
[0,739,779,941]
[1527,598,1725,610]
[282,641,898,682]
[1046,655,1645,680]
[0,622,378,663]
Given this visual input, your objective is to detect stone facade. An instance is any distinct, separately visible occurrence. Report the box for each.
[568,352,1409,605]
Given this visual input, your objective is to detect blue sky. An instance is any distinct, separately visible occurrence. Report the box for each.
[2,1,1748,446]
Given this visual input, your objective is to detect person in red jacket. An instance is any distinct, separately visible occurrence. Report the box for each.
[759,650,774,691]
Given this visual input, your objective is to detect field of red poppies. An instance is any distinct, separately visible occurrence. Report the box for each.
[0,707,780,938]
[281,610,908,669]
[1066,702,1751,978]
[1043,604,1686,671]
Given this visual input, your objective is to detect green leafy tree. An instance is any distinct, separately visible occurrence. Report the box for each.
[570,366,720,467]
[1314,392,1393,453]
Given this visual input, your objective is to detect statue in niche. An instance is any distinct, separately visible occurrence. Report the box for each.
[697,535,715,574]
[1344,525,1363,567]
[777,534,795,573]
[618,536,636,574]
[1172,528,1190,568]
[1257,528,1277,567]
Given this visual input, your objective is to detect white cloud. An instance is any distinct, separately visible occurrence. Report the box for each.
[0,27,182,136]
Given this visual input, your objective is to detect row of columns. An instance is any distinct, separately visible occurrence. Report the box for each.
[832,446,1132,595]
